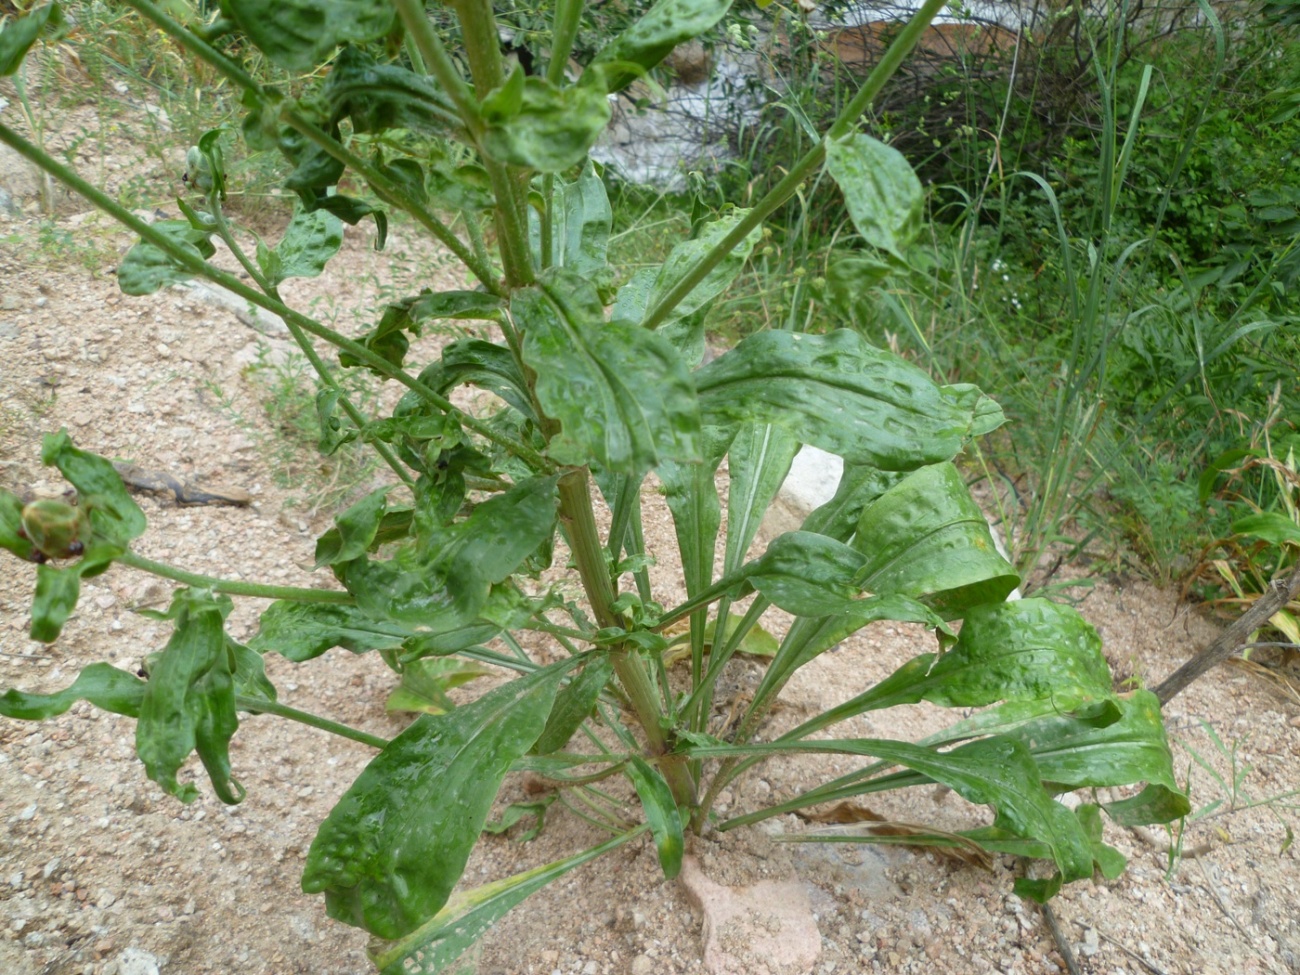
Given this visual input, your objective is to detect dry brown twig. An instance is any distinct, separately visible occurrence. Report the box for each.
[1155,563,1300,705]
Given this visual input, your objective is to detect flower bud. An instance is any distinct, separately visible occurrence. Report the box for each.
[20,499,90,560]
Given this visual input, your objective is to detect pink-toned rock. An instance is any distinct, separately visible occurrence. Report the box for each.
[678,855,821,975]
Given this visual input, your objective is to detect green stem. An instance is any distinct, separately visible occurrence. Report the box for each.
[0,122,552,472]
[238,695,388,749]
[394,0,482,130]
[546,0,584,86]
[639,0,950,332]
[556,474,673,758]
[448,0,535,285]
[117,551,354,604]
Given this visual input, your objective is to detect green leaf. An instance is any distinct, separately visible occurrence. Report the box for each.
[251,601,409,662]
[0,488,37,561]
[315,487,393,567]
[0,663,145,720]
[1101,784,1191,827]
[923,600,1111,708]
[643,209,763,327]
[532,653,614,755]
[41,430,146,544]
[740,531,868,617]
[800,464,907,541]
[0,2,64,76]
[30,563,81,642]
[825,133,924,263]
[340,476,560,630]
[222,0,395,72]
[825,255,894,320]
[1232,512,1300,546]
[370,828,643,975]
[315,388,357,455]
[385,658,494,715]
[626,757,684,879]
[265,206,344,286]
[706,612,780,657]
[483,794,557,841]
[324,45,457,135]
[229,638,277,705]
[558,161,613,276]
[406,338,532,418]
[519,269,701,472]
[588,0,734,93]
[117,220,216,296]
[724,423,799,575]
[655,428,729,603]
[695,330,974,471]
[785,599,1110,738]
[481,71,612,172]
[853,463,1020,616]
[1005,691,1181,794]
[136,589,242,804]
[698,736,1095,885]
[302,663,569,939]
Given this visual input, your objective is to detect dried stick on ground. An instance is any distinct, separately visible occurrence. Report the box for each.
[1155,564,1300,705]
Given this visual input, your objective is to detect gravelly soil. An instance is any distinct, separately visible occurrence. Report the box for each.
[2,81,1299,975]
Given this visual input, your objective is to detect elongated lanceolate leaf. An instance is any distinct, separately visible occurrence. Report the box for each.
[695,330,975,471]
[370,828,644,975]
[725,424,799,575]
[222,0,395,71]
[588,0,734,92]
[533,653,614,755]
[921,599,1111,709]
[825,133,924,263]
[30,563,81,642]
[782,599,1109,740]
[853,463,1019,616]
[693,736,1094,885]
[626,757,684,879]
[302,663,568,939]
[117,220,216,296]
[136,589,242,804]
[751,595,943,721]
[0,489,36,561]
[323,46,458,135]
[0,662,145,720]
[800,465,907,541]
[406,339,533,419]
[519,269,701,472]
[1003,690,1181,794]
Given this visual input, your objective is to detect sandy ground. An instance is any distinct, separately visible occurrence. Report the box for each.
[2,80,1299,975]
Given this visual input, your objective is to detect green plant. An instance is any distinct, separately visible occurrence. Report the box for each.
[0,1,1187,970]
[1193,409,1300,649]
